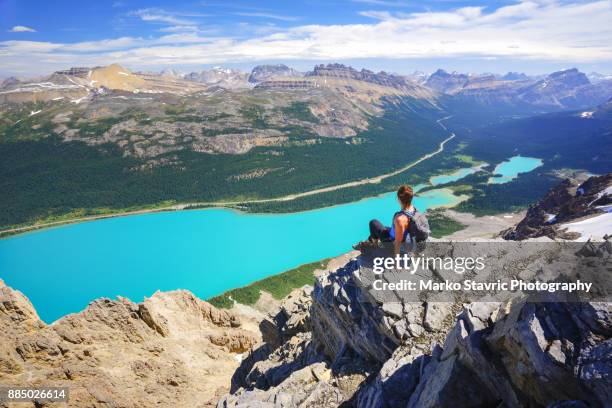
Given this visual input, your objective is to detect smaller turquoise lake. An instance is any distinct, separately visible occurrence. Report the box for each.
[430,165,483,186]
[488,156,543,184]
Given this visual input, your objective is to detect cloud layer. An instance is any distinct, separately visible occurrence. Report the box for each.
[1,1,611,75]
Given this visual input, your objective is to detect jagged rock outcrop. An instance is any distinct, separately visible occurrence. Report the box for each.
[0,281,259,407]
[219,239,611,408]
[405,299,611,407]
[218,359,345,408]
[218,254,464,407]
[503,173,612,240]
[227,287,326,392]
[309,259,455,366]
[218,286,346,407]
[263,286,314,347]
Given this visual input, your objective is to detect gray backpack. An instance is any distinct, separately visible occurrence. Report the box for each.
[405,208,430,242]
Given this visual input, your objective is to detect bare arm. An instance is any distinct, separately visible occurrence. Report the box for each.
[393,216,406,255]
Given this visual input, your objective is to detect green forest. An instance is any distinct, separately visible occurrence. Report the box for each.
[0,100,448,229]
[2,97,610,232]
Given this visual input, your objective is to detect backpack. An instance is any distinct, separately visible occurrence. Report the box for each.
[405,208,430,242]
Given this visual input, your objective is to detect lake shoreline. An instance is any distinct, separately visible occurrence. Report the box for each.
[2,134,460,239]
[0,184,474,323]
[1,117,460,238]
[0,183,472,240]
[0,152,545,323]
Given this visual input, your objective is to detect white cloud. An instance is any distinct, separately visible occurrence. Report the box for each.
[233,12,300,22]
[130,8,211,26]
[158,25,200,33]
[66,37,143,52]
[8,25,36,33]
[1,41,60,52]
[2,1,612,75]
[135,10,195,26]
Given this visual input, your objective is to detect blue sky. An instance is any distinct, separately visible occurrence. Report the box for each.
[1,0,612,76]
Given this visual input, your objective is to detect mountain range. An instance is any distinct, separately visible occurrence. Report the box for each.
[2,63,612,111]
[1,61,611,232]
[426,67,612,110]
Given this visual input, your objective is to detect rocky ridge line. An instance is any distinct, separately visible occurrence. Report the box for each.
[218,238,612,407]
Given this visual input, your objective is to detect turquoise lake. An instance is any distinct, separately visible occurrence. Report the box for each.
[0,187,464,323]
[0,155,544,323]
[430,166,481,186]
[488,156,543,184]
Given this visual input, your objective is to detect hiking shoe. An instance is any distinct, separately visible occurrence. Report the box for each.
[352,240,375,251]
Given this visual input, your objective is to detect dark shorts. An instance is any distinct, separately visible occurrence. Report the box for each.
[369,219,392,242]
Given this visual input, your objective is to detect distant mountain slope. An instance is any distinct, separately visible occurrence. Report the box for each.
[588,72,612,83]
[431,68,612,112]
[185,67,250,89]
[308,63,414,90]
[89,64,149,91]
[517,68,611,109]
[0,64,210,103]
[593,96,612,118]
[248,64,302,83]
[502,72,529,81]
[3,63,611,114]
[425,69,471,93]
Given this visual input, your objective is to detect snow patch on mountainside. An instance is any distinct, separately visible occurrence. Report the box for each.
[561,212,612,240]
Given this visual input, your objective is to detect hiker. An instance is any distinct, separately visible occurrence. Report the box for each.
[354,185,429,254]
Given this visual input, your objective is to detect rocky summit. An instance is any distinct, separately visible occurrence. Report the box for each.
[217,238,612,408]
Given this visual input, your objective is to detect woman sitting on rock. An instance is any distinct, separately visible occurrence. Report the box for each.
[354,185,416,255]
